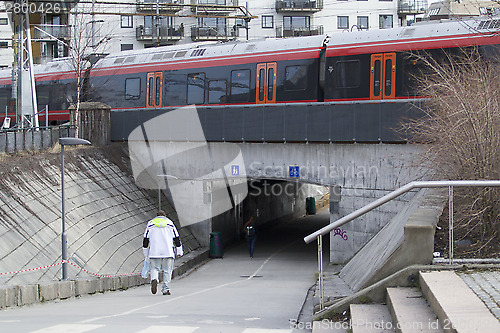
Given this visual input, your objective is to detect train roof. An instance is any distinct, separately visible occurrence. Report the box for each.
[0,15,499,81]
[325,16,500,55]
[93,35,327,69]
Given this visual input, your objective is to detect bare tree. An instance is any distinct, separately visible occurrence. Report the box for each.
[403,47,500,257]
[67,9,111,137]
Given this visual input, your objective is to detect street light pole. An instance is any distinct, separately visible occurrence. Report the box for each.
[59,137,91,280]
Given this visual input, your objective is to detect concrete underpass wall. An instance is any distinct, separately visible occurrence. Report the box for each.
[0,144,201,286]
[127,141,425,264]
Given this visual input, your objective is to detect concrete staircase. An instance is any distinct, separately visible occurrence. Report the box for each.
[348,270,500,333]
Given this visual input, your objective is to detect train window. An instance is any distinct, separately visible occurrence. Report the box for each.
[258,68,266,101]
[373,59,381,96]
[155,75,161,105]
[125,78,141,100]
[208,80,227,104]
[187,73,206,105]
[114,58,125,64]
[230,69,251,102]
[124,56,135,63]
[267,67,274,98]
[335,60,360,88]
[152,54,163,60]
[285,65,307,91]
[148,76,154,106]
[163,52,175,59]
[175,51,187,58]
[384,58,393,96]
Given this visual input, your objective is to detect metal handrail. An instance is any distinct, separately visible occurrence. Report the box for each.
[304,180,500,244]
[305,180,500,312]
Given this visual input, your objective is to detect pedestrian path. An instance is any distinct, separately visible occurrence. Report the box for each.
[29,324,295,333]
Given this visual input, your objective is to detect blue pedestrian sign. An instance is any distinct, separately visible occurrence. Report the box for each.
[231,165,239,176]
[289,166,299,178]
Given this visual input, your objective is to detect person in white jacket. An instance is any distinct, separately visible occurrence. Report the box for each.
[143,210,183,295]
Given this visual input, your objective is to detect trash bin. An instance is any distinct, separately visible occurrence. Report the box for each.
[306,197,316,215]
[209,232,223,258]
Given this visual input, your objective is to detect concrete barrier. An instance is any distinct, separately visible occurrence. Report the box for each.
[39,283,59,302]
[17,285,39,306]
[0,286,16,308]
[0,248,208,310]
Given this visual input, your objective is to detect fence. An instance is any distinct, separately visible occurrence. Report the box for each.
[0,125,76,154]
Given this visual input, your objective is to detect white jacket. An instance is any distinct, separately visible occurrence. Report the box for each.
[143,216,183,259]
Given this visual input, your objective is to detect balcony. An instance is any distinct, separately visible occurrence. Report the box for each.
[276,25,323,38]
[191,26,236,41]
[276,0,323,13]
[191,0,239,14]
[33,25,71,41]
[136,0,184,12]
[398,0,428,15]
[136,25,183,42]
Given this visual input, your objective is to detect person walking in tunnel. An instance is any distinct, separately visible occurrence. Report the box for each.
[143,210,183,295]
[243,216,257,258]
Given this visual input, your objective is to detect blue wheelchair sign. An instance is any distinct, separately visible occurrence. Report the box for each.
[289,166,299,178]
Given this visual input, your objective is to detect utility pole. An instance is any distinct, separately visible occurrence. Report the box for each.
[11,0,38,129]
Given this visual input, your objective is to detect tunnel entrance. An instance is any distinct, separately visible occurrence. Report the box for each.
[210,179,330,256]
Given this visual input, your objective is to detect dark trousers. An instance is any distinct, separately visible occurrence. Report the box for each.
[246,236,256,257]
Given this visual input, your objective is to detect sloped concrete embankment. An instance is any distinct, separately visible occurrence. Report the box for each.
[0,144,205,308]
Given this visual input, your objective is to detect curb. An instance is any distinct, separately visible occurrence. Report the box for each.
[0,248,209,310]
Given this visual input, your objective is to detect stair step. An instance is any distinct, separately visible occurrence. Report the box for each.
[420,271,500,333]
[387,287,443,333]
[350,303,396,333]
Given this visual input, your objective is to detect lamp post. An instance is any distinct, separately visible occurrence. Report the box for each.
[59,137,91,280]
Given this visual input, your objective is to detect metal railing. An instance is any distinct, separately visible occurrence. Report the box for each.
[304,180,500,311]
[276,25,324,38]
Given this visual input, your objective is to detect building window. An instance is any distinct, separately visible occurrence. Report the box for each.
[0,41,8,48]
[357,16,368,30]
[125,78,141,100]
[262,15,274,29]
[0,18,8,25]
[121,44,133,51]
[121,15,133,28]
[379,15,393,29]
[198,17,227,35]
[337,16,349,30]
[283,16,310,30]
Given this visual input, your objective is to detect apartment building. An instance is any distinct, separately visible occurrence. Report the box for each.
[0,0,430,67]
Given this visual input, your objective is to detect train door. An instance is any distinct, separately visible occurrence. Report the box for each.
[370,53,396,100]
[256,62,277,104]
[146,72,163,108]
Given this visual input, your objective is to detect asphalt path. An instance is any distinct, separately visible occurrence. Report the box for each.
[0,209,330,333]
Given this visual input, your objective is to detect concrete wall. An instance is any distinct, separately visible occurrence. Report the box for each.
[128,141,425,264]
[0,143,201,286]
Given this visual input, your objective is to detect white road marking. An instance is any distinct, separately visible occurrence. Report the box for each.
[136,326,198,333]
[29,324,104,333]
[242,329,292,333]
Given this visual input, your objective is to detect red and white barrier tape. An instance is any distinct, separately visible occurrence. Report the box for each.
[0,260,140,278]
